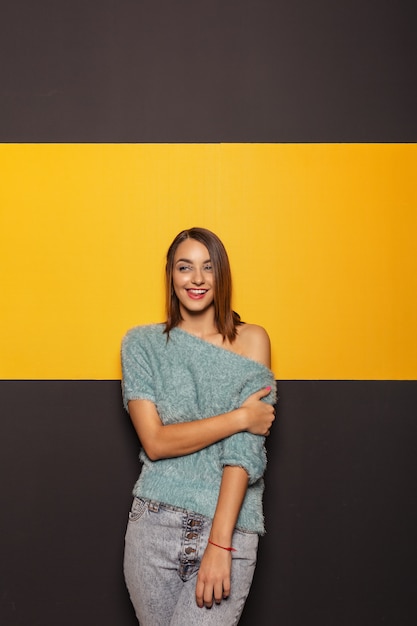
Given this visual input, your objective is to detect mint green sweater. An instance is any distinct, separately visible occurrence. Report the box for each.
[121,324,276,534]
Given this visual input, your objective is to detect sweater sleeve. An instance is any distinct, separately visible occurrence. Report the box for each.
[121,329,156,411]
[220,431,267,485]
[220,376,276,485]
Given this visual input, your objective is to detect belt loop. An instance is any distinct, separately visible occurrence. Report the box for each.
[148,500,160,512]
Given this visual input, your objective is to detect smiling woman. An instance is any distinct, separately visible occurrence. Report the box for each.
[172,239,215,312]
[165,228,246,346]
[121,227,276,625]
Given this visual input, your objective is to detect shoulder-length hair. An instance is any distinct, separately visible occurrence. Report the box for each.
[164,227,242,342]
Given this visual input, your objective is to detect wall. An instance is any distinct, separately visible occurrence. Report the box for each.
[1,2,416,625]
[1,143,416,380]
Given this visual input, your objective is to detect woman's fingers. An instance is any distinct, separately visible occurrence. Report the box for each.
[196,577,230,609]
[222,576,231,600]
[196,579,215,609]
[252,386,272,401]
[195,579,205,608]
[203,581,215,608]
[213,579,224,605]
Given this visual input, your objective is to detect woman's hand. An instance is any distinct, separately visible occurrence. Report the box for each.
[195,542,232,609]
[128,387,275,460]
[241,387,276,436]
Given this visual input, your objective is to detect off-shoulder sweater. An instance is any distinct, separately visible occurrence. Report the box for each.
[121,324,276,534]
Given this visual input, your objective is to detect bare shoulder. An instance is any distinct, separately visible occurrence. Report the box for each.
[236,323,271,368]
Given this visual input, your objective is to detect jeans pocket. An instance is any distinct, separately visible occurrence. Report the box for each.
[233,528,259,559]
[234,527,258,537]
[128,497,147,522]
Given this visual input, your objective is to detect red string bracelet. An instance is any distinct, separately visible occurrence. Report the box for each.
[208,539,237,552]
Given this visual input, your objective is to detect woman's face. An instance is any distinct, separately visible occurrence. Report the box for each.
[172,238,215,315]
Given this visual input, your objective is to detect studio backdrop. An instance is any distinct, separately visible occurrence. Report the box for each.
[1,2,416,625]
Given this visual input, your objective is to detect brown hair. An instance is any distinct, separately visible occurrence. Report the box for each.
[164,227,242,342]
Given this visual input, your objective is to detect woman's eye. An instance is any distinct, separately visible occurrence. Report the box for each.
[203,264,212,271]
[178,265,191,272]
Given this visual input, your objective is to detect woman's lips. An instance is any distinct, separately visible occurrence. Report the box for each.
[186,289,208,300]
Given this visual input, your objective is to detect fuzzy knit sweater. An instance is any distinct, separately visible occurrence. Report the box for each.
[121,324,276,534]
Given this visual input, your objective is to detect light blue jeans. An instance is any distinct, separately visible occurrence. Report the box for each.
[124,497,259,625]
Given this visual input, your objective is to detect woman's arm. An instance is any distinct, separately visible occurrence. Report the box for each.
[127,324,275,461]
[127,387,274,461]
[195,465,249,608]
[195,325,273,607]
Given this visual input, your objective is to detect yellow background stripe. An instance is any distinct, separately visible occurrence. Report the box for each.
[1,144,416,379]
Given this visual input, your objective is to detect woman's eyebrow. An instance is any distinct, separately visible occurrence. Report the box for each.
[175,258,211,264]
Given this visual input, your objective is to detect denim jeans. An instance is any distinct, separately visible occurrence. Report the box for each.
[124,497,259,625]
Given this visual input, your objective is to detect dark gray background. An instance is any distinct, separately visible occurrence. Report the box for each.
[1,381,416,625]
[0,0,416,142]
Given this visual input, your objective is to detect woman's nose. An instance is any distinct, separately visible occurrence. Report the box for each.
[191,270,204,285]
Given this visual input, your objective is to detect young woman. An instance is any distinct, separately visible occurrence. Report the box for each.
[121,227,276,625]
